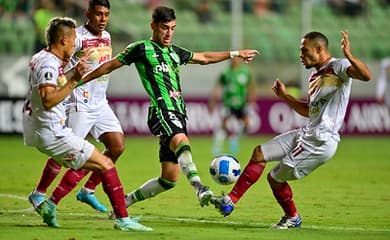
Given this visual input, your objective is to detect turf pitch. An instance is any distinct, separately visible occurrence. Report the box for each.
[0,135,389,240]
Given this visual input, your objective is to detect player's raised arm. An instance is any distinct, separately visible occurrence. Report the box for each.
[272,78,309,117]
[190,49,260,65]
[341,31,371,82]
[79,57,124,86]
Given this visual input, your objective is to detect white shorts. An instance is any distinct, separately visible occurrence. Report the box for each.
[261,129,338,182]
[35,128,95,170]
[67,103,123,140]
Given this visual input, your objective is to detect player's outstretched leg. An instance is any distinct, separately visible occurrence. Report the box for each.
[176,143,214,207]
[211,151,266,216]
[109,177,176,220]
[210,194,234,216]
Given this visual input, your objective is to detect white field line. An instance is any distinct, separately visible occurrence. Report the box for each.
[1,193,389,233]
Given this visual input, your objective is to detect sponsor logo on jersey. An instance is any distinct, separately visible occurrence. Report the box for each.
[169,90,182,98]
[172,119,183,129]
[155,63,170,73]
[82,38,110,48]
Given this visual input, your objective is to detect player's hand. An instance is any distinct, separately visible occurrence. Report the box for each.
[272,78,287,98]
[341,30,352,59]
[72,50,92,81]
[239,49,260,63]
[73,61,90,82]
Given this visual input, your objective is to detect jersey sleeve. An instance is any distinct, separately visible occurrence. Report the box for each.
[172,45,193,65]
[116,41,143,65]
[37,60,60,87]
[333,58,351,82]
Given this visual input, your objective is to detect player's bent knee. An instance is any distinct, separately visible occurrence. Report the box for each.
[110,144,125,156]
[90,155,115,173]
[250,145,265,162]
[267,172,284,187]
[101,156,115,169]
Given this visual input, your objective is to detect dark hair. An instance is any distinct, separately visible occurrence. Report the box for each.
[152,6,176,23]
[46,17,76,46]
[88,0,110,10]
[303,31,329,49]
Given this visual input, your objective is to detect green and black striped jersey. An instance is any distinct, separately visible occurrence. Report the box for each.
[219,65,251,110]
[116,40,193,116]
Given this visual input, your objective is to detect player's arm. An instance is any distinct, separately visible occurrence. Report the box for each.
[247,78,257,104]
[272,78,309,117]
[341,31,371,82]
[79,57,124,85]
[208,82,222,113]
[189,49,259,65]
[39,60,89,110]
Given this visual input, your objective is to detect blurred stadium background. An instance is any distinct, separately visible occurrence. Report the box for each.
[0,0,389,135]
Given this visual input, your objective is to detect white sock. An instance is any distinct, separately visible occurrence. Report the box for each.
[80,186,94,194]
[178,151,203,192]
[125,177,172,207]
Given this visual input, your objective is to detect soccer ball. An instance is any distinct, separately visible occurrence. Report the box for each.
[209,154,241,185]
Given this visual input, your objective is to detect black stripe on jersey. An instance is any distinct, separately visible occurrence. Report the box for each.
[143,43,168,110]
[148,41,183,113]
[160,47,182,113]
[167,46,185,114]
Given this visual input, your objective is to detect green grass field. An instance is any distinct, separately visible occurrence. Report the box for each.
[0,135,389,240]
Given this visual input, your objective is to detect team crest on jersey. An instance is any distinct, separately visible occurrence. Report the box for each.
[44,72,53,80]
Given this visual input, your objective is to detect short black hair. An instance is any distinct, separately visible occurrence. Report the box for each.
[152,6,176,23]
[88,0,110,10]
[46,17,76,46]
[303,31,329,49]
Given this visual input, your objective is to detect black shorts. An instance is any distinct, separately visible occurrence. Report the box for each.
[147,107,188,163]
[225,107,247,120]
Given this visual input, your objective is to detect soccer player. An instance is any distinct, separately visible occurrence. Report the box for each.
[208,57,256,155]
[22,16,151,231]
[78,6,259,211]
[210,31,371,229]
[28,0,124,213]
[376,57,390,112]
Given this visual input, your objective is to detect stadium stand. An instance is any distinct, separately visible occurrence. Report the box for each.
[0,0,389,61]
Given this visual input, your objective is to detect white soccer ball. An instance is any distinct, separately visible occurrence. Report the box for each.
[209,154,241,185]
